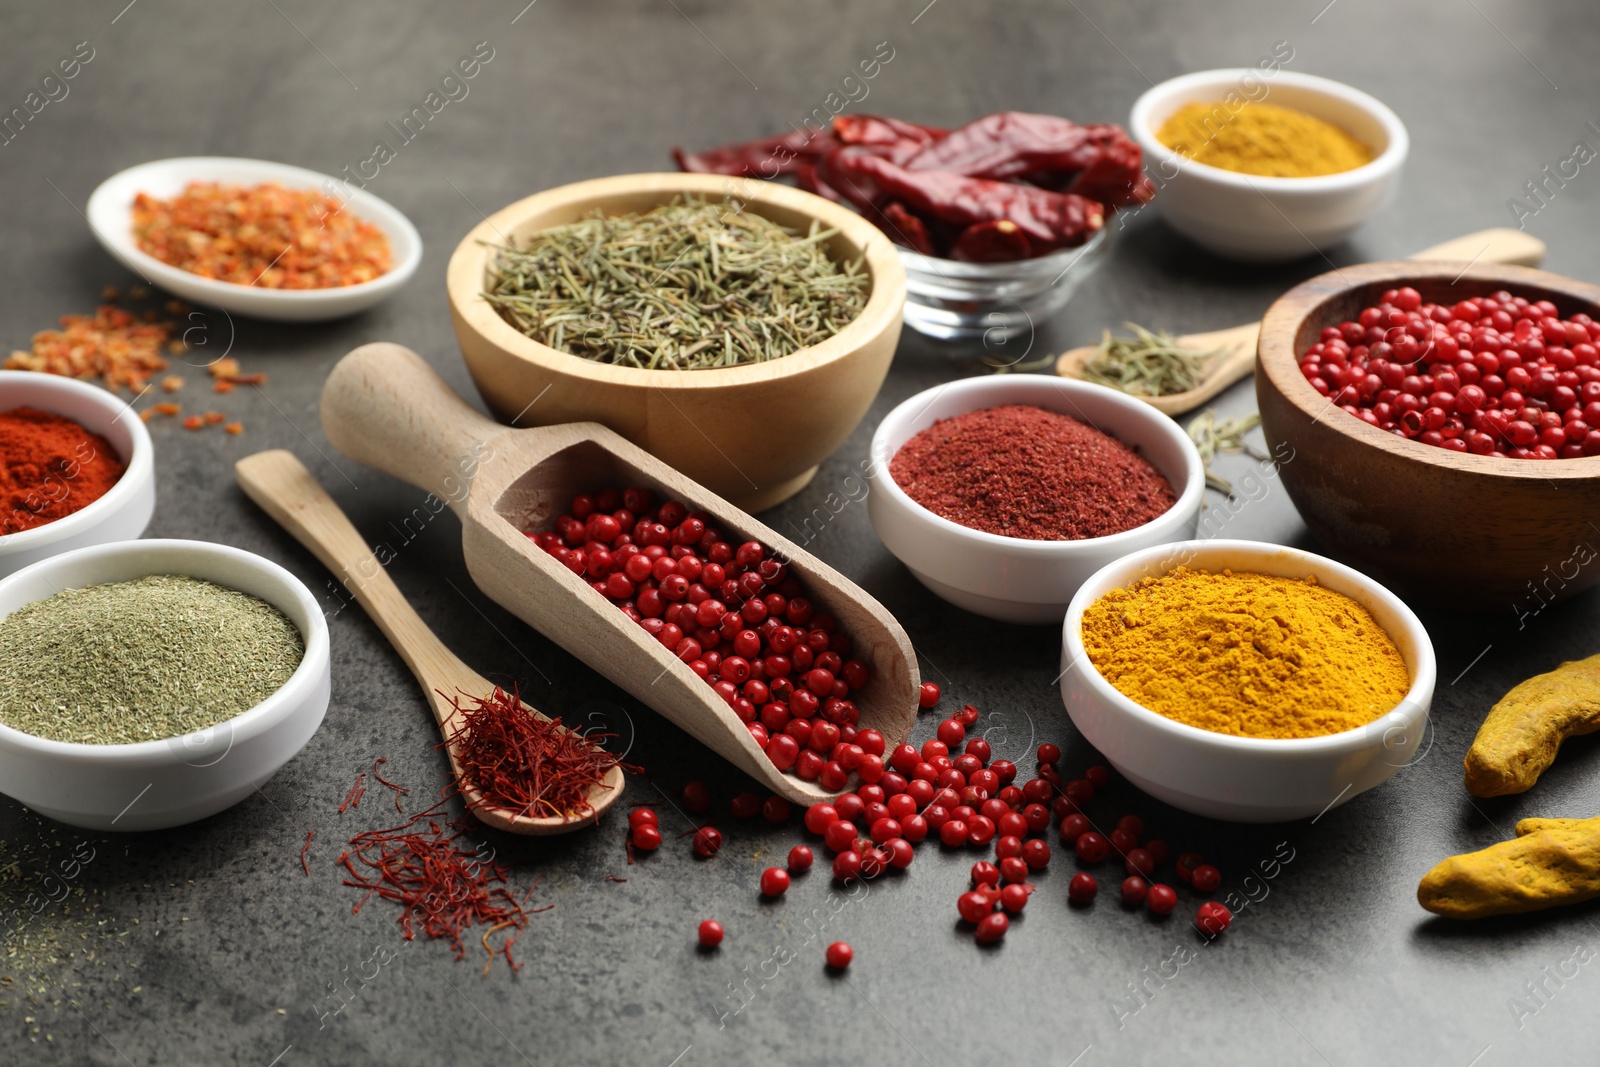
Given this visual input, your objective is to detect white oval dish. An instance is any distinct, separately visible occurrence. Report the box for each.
[867,374,1205,624]
[86,156,422,321]
[0,539,330,830]
[0,370,155,577]
[1129,69,1409,262]
[1060,539,1436,822]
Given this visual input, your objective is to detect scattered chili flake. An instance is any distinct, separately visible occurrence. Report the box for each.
[300,830,314,876]
[208,358,241,379]
[202,411,226,426]
[224,422,244,436]
[604,874,629,883]
[440,686,635,821]
[213,380,235,394]
[181,415,204,431]
[160,375,184,393]
[132,181,393,289]
[5,304,173,391]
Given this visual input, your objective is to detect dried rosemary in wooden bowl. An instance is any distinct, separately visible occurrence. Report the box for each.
[482,196,869,371]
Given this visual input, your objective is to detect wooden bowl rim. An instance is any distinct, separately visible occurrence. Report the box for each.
[445,172,906,390]
[1258,259,1600,480]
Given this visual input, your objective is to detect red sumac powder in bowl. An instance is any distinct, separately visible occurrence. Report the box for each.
[889,404,1176,540]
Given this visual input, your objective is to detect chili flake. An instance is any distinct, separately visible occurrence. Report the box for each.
[6,305,173,391]
[132,181,392,289]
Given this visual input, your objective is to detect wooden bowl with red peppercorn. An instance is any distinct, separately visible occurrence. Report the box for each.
[1257,260,1600,608]
[446,173,905,513]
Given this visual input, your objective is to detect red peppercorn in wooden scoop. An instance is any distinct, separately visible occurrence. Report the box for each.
[319,343,920,804]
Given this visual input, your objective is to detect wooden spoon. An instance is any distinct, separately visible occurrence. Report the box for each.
[1054,228,1548,415]
[235,448,626,835]
[317,342,920,805]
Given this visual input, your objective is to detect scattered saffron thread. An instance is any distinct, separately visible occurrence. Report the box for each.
[339,772,367,813]
[371,756,410,814]
[300,830,314,877]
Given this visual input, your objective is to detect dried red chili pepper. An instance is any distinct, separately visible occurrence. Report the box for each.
[881,201,935,256]
[950,219,1033,263]
[832,153,1104,250]
[673,128,837,179]
[903,113,1149,206]
[832,114,947,164]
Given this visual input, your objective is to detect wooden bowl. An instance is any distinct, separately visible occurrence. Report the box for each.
[446,173,906,513]
[1257,261,1600,609]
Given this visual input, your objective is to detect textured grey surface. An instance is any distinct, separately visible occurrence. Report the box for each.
[4,2,1600,1064]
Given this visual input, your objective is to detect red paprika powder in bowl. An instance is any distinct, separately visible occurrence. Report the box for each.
[866,375,1204,623]
[0,371,155,577]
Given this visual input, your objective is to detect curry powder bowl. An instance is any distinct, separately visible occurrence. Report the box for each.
[446,173,906,513]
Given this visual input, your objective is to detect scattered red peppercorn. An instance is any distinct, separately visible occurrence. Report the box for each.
[1147,883,1178,916]
[1108,827,1139,854]
[958,890,993,923]
[1124,848,1155,878]
[1022,839,1051,870]
[762,796,792,824]
[632,824,663,851]
[1085,764,1113,788]
[697,919,724,948]
[1059,814,1092,845]
[975,911,1009,944]
[1067,872,1098,906]
[1075,831,1110,864]
[823,819,859,854]
[1114,814,1144,841]
[788,845,814,873]
[681,780,712,813]
[691,826,724,858]
[1190,864,1222,893]
[759,867,790,898]
[940,819,970,847]
[1176,852,1203,885]
[1121,876,1149,908]
[999,856,1030,884]
[1037,743,1062,766]
[833,849,863,882]
[971,861,1000,886]
[1144,839,1169,865]
[804,802,839,835]
[1000,883,1031,914]
[995,835,1024,859]
[628,807,659,830]
[918,681,942,709]
[1197,900,1233,936]
[825,941,854,969]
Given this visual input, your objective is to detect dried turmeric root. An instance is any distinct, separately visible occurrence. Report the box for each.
[1418,814,1600,919]
[1463,653,1600,797]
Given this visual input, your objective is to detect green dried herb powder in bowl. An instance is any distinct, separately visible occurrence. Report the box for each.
[0,574,304,745]
[482,195,870,369]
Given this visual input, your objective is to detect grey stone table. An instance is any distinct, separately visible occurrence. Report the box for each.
[4,2,1599,1064]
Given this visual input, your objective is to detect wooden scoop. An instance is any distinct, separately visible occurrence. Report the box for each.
[236,449,625,834]
[318,343,920,805]
[1054,228,1548,415]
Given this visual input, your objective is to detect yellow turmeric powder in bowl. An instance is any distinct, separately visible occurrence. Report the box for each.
[1080,567,1409,739]
[1156,101,1373,178]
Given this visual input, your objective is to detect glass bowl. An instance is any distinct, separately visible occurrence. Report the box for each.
[895,225,1112,343]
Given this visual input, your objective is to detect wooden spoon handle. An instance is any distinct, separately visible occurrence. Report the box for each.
[234,449,464,703]
[320,342,506,516]
[1410,228,1545,267]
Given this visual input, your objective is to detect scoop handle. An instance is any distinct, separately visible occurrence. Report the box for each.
[320,342,504,515]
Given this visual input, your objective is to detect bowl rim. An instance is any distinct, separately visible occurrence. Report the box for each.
[894,223,1111,277]
[0,371,155,554]
[1129,67,1410,193]
[1259,259,1600,478]
[0,538,329,760]
[1062,538,1436,753]
[85,155,423,306]
[868,374,1207,554]
[445,172,906,391]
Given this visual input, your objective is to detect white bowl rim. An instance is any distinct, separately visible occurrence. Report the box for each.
[1062,537,1437,753]
[0,370,154,554]
[870,374,1207,554]
[0,538,329,758]
[1129,68,1410,193]
[86,155,423,305]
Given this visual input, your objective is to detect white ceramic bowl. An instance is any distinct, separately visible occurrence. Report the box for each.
[86,156,422,321]
[0,371,155,577]
[1060,539,1436,822]
[0,539,330,830]
[1129,69,1408,262]
[867,375,1205,624]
